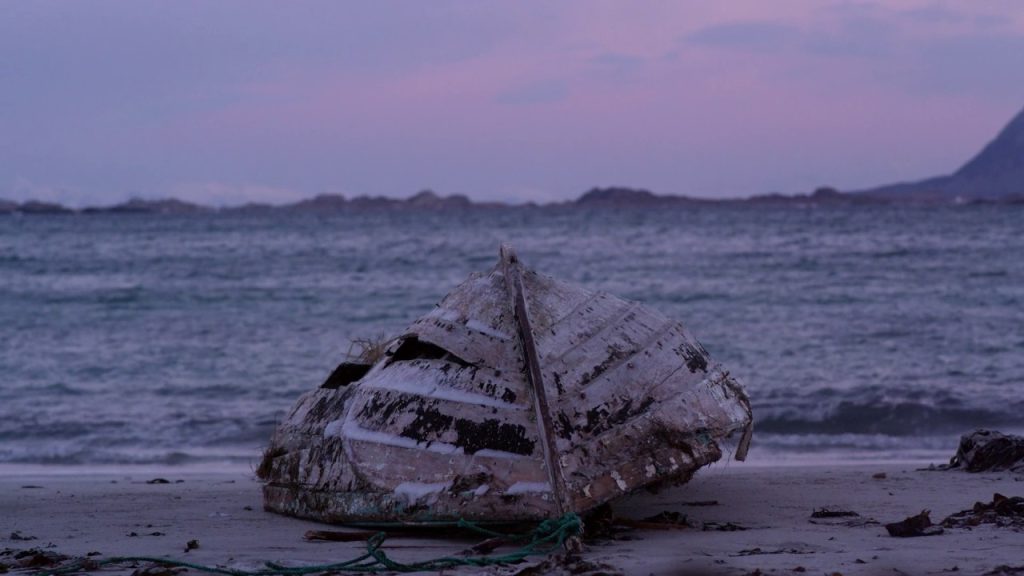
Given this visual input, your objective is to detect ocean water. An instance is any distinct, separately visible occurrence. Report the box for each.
[1,205,1022,468]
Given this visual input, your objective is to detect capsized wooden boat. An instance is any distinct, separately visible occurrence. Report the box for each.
[260,245,752,524]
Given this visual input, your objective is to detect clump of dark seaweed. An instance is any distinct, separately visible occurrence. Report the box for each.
[942,493,1024,530]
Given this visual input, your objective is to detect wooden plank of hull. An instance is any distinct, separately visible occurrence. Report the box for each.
[343,437,549,490]
[512,260,752,508]
[544,324,736,445]
[414,272,515,335]
[343,440,556,520]
[262,439,558,523]
[406,318,525,380]
[558,369,750,511]
[354,360,532,415]
[408,271,524,376]
[262,386,559,522]
[344,360,539,457]
[372,336,528,403]
[264,478,556,524]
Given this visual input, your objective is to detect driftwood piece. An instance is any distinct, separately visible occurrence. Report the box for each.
[885,510,943,537]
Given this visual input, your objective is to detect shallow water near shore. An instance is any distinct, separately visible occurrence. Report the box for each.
[1,204,1022,467]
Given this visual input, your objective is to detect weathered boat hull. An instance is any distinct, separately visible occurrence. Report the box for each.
[261,247,752,523]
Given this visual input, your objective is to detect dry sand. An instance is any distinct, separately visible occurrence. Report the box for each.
[2,462,1023,575]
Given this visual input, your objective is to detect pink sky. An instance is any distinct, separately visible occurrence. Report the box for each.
[3,1,1024,205]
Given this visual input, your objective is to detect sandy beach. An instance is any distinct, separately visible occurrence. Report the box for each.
[3,461,1022,575]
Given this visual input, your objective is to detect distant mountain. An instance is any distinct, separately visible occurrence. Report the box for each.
[405,189,472,208]
[577,187,665,205]
[0,186,892,215]
[0,190,488,216]
[855,106,1024,202]
[578,109,1024,205]
[574,185,883,207]
[577,186,655,203]
[283,193,351,212]
[574,186,739,206]
[273,190,478,212]
[82,197,210,214]
[746,186,882,206]
[17,200,74,214]
[5,107,1023,213]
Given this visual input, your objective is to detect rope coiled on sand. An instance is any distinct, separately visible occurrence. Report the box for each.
[34,513,584,575]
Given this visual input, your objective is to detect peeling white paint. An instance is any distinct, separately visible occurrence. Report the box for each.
[611,470,627,491]
[473,448,530,460]
[504,481,552,495]
[425,308,461,323]
[324,419,344,438]
[394,481,450,504]
[465,319,512,340]
[361,363,525,410]
[342,419,464,455]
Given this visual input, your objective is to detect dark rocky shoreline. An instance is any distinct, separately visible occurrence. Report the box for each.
[3,184,1023,217]
[5,104,1024,215]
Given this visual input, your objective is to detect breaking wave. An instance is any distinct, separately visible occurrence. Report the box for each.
[756,400,1023,437]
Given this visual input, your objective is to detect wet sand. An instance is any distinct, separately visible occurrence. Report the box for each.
[2,462,1022,575]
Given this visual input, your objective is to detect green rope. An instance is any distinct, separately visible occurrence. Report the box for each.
[33,513,582,576]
